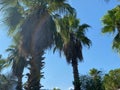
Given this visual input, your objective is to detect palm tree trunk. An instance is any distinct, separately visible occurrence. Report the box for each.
[72,58,81,90]
[16,75,23,90]
[26,51,44,90]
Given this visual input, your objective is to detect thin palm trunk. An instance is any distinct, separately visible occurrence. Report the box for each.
[72,58,81,90]
[13,57,25,90]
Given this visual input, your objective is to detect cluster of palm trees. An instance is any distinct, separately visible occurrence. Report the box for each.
[1,0,119,90]
[0,0,91,90]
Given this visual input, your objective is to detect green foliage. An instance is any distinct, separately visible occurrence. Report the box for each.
[89,68,104,90]
[80,68,120,90]
[76,24,91,48]
[0,0,76,89]
[89,68,102,78]
[80,75,94,90]
[80,68,105,90]
[54,15,91,61]
[101,6,120,33]
[0,73,17,90]
[103,68,120,90]
[6,44,27,90]
[0,55,10,73]
[102,5,120,53]
[53,14,91,90]
[6,45,26,76]
[53,87,61,90]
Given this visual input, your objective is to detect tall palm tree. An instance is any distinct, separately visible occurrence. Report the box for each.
[19,1,75,90]
[54,15,91,90]
[102,5,120,53]
[0,0,76,89]
[6,44,27,90]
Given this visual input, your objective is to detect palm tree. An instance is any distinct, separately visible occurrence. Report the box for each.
[89,68,102,79]
[54,15,91,90]
[19,1,75,90]
[89,68,103,90]
[53,88,61,90]
[102,5,120,53]
[0,0,76,89]
[6,45,27,90]
[103,68,120,90]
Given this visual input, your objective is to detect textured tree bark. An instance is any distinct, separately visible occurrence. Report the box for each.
[26,51,44,90]
[72,59,81,90]
[16,75,23,90]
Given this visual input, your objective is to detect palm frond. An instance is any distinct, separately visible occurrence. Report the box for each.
[0,73,17,90]
[54,14,91,63]
[76,24,91,48]
[48,2,76,16]
[6,45,27,77]
[63,42,73,63]
[80,36,91,48]
[4,7,23,36]
[79,24,90,32]
[112,33,120,53]
[102,25,115,34]
[75,40,83,61]
[0,0,17,7]
[53,32,63,53]
[0,57,9,72]
[102,5,120,53]
[102,5,120,34]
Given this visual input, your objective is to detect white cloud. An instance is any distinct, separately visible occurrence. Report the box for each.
[68,87,74,90]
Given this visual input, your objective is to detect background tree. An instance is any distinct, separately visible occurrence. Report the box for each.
[53,87,61,90]
[103,68,120,90]
[89,68,104,90]
[80,68,104,90]
[80,75,93,90]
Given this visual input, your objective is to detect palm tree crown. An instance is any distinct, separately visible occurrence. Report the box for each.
[54,15,91,62]
[102,5,120,53]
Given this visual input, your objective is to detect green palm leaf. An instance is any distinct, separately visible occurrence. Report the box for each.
[102,5,120,53]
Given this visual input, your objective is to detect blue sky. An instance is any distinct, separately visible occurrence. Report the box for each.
[0,0,120,90]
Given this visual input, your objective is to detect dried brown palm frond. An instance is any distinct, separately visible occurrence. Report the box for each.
[63,41,74,62]
[31,11,56,55]
[19,9,39,56]
[63,37,83,63]
[19,8,56,57]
